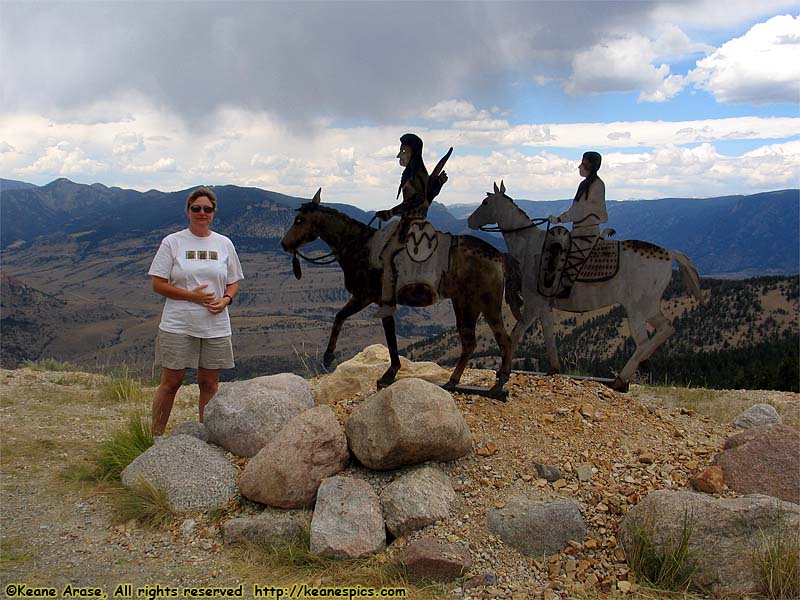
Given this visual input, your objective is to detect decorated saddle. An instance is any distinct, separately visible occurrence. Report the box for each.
[537,226,620,297]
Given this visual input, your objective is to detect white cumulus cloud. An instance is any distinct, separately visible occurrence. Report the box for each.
[19,141,107,176]
[565,33,688,102]
[124,158,177,174]
[689,15,800,104]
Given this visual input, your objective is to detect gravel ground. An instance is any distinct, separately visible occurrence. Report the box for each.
[1,367,797,600]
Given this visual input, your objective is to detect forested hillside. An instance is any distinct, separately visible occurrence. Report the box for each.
[407,274,799,391]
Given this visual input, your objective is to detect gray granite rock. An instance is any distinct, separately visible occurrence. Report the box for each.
[487,496,586,557]
[170,421,208,442]
[380,466,455,536]
[533,462,561,482]
[309,476,385,559]
[204,373,313,457]
[121,434,237,512]
[222,510,310,548]
[731,403,781,429]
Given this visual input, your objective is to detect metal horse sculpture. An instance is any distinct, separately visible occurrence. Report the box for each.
[468,182,706,391]
[280,189,522,397]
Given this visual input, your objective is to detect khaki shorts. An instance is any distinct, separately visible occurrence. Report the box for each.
[155,330,235,370]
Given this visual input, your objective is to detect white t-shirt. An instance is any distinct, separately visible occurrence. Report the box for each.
[148,229,244,338]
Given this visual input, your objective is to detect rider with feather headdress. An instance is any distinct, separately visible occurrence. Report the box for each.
[376,133,450,317]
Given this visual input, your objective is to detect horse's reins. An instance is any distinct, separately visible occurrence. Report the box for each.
[479,217,549,233]
[294,249,338,265]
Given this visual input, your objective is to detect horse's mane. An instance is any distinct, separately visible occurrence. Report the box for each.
[298,202,374,235]
[492,191,531,221]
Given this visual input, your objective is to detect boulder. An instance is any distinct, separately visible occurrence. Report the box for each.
[731,403,781,429]
[121,434,237,512]
[222,510,310,548]
[309,476,386,559]
[380,466,455,536]
[239,406,349,508]
[397,537,472,582]
[345,378,472,470]
[170,421,208,442]
[204,373,313,457]
[315,344,450,405]
[487,497,586,557]
[619,490,800,597]
[714,424,800,503]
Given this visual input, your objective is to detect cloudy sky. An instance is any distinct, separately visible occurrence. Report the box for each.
[1,1,798,209]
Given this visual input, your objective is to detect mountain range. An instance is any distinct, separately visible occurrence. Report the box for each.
[1,177,797,379]
[2,178,797,277]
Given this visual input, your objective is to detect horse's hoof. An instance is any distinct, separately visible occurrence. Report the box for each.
[443,381,457,392]
[546,367,559,376]
[609,377,629,393]
[376,378,393,390]
[322,351,336,369]
[488,386,509,402]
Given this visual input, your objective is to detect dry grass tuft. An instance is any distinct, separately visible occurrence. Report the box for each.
[230,534,449,599]
[626,511,699,594]
[100,366,149,403]
[20,358,80,372]
[108,479,175,528]
[753,528,800,600]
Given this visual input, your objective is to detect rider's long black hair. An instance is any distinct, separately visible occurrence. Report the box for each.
[574,151,602,202]
[397,133,429,200]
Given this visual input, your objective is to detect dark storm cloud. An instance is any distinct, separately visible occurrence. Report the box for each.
[0,2,666,125]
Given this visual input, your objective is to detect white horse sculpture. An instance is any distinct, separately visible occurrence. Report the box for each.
[468,182,706,391]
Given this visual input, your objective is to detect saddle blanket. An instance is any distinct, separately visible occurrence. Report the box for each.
[577,239,620,282]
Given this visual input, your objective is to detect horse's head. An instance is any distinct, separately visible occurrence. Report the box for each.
[467,181,508,230]
[281,188,324,253]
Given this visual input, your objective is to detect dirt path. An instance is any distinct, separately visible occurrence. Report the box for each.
[1,367,796,599]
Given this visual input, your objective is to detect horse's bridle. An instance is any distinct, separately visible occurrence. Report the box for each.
[293,213,381,267]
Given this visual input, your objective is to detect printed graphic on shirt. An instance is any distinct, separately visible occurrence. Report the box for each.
[185,250,218,260]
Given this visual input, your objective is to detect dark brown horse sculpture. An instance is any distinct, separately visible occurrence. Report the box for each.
[280,189,522,397]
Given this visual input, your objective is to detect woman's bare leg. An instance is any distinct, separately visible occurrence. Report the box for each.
[152,368,185,435]
[196,367,220,423]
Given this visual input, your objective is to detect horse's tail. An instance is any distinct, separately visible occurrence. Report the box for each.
[503,253,524,320]
[671,251,706,305]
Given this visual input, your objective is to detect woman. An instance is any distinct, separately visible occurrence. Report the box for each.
[148,187,244,435]
[548,151,607,298]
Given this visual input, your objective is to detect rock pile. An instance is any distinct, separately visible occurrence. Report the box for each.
[118,349,800,596]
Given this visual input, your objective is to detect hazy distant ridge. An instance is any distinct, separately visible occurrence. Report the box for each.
[1,178,797,277]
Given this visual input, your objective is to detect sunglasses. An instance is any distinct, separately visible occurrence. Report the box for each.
[189,205,215,214]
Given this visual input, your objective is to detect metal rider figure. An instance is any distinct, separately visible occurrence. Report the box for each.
[376,133,447,317]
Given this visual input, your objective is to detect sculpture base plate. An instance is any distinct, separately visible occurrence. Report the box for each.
[511,370,621,389]
[446,384,509,402]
